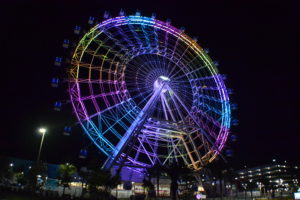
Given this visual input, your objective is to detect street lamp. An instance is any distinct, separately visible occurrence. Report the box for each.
[37,128,47,163]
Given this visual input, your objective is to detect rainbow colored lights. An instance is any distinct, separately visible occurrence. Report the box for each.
[68,15,231,171]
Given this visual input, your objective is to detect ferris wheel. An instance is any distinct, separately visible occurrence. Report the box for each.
[68,12,231,171]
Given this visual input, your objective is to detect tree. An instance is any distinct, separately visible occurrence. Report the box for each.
[105,173,121,194]
[0,156,13,184]
[247,181,257,199]
[147,164,163,197]
[15,172,26,186]
[87,168,120,200]
[78,167,89,197]
[164,163,192,200]
[25,162,47,192]
[58,163,77,196]
[142,178,155,199]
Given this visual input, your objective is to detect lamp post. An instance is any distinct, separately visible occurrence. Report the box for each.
[37,128,46,163]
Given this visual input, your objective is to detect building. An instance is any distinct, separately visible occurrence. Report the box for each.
[235,161,300,192]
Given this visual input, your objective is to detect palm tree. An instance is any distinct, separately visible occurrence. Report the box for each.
[147,164,163,197]
[58,163,77,196]
[142,178,155,199]
[247,181,257,199]
[106,173,121,193]
[164,163,192,200]
[25,162,47,192]
[0,156,13,184]
[181,170,197,191]
[78,167,89,197]
[87,167,121,200]
[87,168,106,198]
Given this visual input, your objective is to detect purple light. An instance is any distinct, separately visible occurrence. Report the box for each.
[68,14,232,173]
[196,194,202,199]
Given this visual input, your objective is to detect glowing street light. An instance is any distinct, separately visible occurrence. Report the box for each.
[39,128,46,134]
[37,127,47,163]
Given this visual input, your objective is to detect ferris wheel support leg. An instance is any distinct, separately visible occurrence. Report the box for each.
[168,86,228,162]
[102,84,165,171]
[167,88,205,169]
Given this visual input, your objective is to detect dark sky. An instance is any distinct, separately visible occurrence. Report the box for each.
[1,0,299,169]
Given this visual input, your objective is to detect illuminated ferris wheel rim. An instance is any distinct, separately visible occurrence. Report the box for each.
[74,15,220,76]
[69,14,231,170]
[72,15,230,117]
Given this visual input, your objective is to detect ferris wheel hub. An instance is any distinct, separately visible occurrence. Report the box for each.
[153,75,170,93]
[68,15,232,172]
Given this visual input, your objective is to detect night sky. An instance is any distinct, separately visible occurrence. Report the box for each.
[1,0,299,169]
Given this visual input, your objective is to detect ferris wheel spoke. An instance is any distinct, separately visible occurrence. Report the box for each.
[100,108,136,136]
[126,85,152,95]
[181,136,202,169]
[195,108,222,131]
[137,138,155,165]
[131,132,148,166]
[127,23,144,47]
[182,129,205,167]
[114,25,136,48]
[100,29,132,52]
[133,54,164,73]
[126,83,151,93]
[75,78,121,84]
[82,42,124,63]
[171,64,207,81]
[69,15,231,171]
[87,88,151,121]
[175,45,191,63]
[162,138,182,165]
[199,102,223,116]
[161,93,177,122]
[102,83,166,170]
[140,25,153,49]
[147,55,167,72]
[162,26,169,54]
[76,90,125,102]
[190,74,221,82]
[160,90,206,167]
[173,139,190,166]
[167,86,218,149]
[168,91,186,121]
[160,95,169,121]
[137,133,162,165]
[129,135,156,166]
[166,37,180,74]
[136,61,157,75]
[199,94,225,103]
